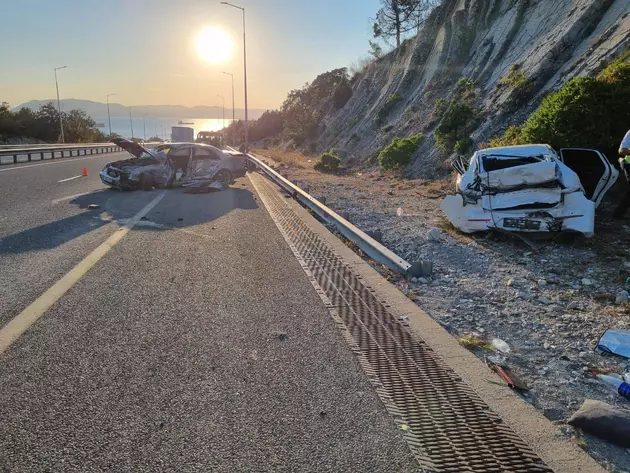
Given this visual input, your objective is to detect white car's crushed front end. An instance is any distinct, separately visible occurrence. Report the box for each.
[441,145,599,237]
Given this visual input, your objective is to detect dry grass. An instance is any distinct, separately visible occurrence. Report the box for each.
[251,147,313,169]
[413,178,451,199]
[458,335,492,350]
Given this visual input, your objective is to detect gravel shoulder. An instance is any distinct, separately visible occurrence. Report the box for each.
[252,147,630,472]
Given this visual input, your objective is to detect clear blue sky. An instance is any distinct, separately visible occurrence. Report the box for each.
[2,0,382,110]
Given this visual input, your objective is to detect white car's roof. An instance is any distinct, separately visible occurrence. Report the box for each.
[475,144,555,158]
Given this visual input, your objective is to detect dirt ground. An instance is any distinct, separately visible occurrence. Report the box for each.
[252,147,630,472]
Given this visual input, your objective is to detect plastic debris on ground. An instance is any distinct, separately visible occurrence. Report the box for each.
[596,374,630,400]
[596,328,630,359]
[491,338,511,353]
[87,204,100,209]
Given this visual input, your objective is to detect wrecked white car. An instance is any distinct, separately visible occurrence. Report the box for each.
[441,145,619,237]
[100,139,248,191]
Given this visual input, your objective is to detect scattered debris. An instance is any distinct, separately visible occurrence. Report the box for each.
[615,290,629,305]
[491,338,511,354]
[596,374,630,400]
[271,331,289,342]
[87,204,100,209]
[427,227,442,242]
[568,399,630,447]
[596,329,630,359]
[458,335,491,350]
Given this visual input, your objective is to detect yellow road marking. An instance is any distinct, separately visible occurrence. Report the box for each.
[0,191,166,355]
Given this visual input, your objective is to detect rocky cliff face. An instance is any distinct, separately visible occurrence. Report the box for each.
[317,0,630,177]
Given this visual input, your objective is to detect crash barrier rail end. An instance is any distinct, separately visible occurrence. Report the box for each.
[0,144,123,165]
[243,151,433,278]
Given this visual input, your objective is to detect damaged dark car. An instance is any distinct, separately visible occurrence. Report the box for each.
[99,139,249,191]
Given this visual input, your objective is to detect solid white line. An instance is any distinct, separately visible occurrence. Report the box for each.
[0,153,121,173]
[0,191,166,355]
[51,191,94,204]
[58,175,83,183]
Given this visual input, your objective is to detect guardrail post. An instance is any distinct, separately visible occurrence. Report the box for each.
[51,151,55,160]
[13,154,17,164]
[40,152,44,161]
[27,153,32,162]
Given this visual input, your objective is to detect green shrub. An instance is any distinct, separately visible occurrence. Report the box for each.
[432,98,449,121]
[377,133,424,170]
[454,137,473,155]
[500,64,535,107]
[314,149,341,172]
[457,78,476,93]
[434,101,476,153]
[376,93,403,125]
[380,124,394,133]
[489,54,630,156]
[488,125,525,148]
[333,80,353,109]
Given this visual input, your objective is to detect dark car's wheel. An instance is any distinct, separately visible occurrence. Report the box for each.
[215,169,233,190]
[139,173,153,191]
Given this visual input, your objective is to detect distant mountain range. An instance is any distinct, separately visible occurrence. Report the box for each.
[14,99,267,120]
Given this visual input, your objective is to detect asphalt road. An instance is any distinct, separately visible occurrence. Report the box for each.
[0,154,417,472]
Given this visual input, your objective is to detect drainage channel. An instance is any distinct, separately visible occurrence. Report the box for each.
[249,172,553,473]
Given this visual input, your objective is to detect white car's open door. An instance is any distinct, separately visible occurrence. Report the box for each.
[559,148,619,207]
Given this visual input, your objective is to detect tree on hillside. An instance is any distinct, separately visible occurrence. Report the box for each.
[373,0,439,48]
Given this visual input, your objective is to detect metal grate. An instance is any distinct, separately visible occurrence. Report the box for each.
[250,173,553,473]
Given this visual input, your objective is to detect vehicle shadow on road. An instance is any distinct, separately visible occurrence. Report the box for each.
[0,186,259,255]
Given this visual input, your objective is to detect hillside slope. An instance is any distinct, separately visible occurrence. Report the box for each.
[318,0,630,177]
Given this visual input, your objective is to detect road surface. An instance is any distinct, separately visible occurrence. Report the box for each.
[0,152,417,472]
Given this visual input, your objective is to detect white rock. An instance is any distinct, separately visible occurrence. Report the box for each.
[427,227,442,242]
[538,279,547,287]
[518,292,532,301]
[506,279,514,287]
[581,278,594,286]
[538,296,551,305]
[440,277,454,284]
[566,301,579,310]
[417,277,429,285]
[411,277,418,283]
[615,290,629,305]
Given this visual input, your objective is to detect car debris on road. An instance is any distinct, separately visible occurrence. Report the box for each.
[99,139,249,191]
[441,144,619,237]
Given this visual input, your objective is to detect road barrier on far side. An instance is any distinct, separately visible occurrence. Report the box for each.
[245,151,433,278]
[0,144,124,165]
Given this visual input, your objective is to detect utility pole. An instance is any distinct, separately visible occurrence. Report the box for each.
[106,93,116,137]
[129,107,134,139]
[221,2,248,151]
[222,71,235,145]
[217,94,225,129]
[54,66,67,143]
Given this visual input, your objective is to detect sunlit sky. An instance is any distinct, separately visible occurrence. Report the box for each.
[2,0,383,110]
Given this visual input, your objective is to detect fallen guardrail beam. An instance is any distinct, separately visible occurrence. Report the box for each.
[245,151,432,278]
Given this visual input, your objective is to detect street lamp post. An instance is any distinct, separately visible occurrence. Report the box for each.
[222,71,235,125]
[142,114,148,141]
[54,66,67,143]
[222,71,235,145]
[221,2,248,151]
[129,107,134,139]
[217,94,225,129]
[106,93,116,137]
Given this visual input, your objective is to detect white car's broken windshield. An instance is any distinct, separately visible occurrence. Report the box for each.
[481,154,546,172]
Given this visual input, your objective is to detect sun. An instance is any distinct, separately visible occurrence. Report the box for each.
[196,28,233,64]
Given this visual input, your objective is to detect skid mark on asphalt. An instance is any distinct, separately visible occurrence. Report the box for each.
[0,191,166,355]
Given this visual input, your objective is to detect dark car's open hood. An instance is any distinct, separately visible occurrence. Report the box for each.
[113,138,156,159]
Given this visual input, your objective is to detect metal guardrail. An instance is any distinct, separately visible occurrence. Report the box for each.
[0,144,122,165]
[245,151,432,278]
